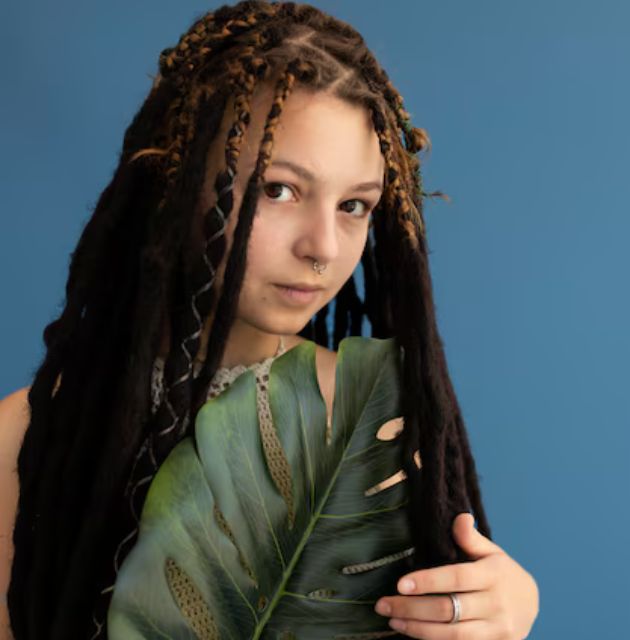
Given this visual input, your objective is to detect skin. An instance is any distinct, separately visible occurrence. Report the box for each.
[186,84,540,639]
[206,84,384,368]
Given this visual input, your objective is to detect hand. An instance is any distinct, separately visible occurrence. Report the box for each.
[374,513,539,639]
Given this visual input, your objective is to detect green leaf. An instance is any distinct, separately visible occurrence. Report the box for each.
[108,336,416,639]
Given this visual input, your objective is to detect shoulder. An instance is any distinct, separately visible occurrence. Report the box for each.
[0,386,31,640]
[0,386,31,430]
[0,387,31,472]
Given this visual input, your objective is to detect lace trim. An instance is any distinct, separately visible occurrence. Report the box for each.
[150,336,286,416]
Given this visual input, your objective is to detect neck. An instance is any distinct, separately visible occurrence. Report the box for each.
[218,319,283,369]
[158,314,285,369]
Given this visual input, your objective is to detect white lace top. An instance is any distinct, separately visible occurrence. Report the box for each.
[150,336,288,417]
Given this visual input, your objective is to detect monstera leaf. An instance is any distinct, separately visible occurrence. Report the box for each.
[108,336,418,639]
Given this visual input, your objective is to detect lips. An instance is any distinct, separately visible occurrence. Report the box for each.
[275,282,324,292]
[273,283,323,305]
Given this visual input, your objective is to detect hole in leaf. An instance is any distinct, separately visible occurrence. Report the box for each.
[364,450,421,496]
[306,588,337,599]
[213,504,258,586]
[375,417,404,441]
[364,469,406,496]
[257,595,268,612]
[164,557,219,638]
[341,546,415,575]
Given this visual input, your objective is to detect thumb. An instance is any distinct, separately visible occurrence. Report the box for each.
[452,512,502,560]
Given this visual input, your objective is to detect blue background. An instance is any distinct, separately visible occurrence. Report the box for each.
[2,1,628,637]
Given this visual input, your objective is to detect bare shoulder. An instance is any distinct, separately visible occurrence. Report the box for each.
[0,387,31,471]
[0,386,31,431]
[0,386,31,640]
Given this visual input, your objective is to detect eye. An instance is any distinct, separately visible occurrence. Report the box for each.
[340,199,372,218]
[262,182,294,202]
[262,182,373,219]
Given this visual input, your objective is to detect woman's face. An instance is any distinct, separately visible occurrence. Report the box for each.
[199,85,385,338]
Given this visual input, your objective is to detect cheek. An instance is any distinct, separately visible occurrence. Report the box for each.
[335,230,368,282]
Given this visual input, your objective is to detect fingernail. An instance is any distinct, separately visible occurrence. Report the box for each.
[375,600,391,616]
[398,578,415,594]
[389,618,407,631]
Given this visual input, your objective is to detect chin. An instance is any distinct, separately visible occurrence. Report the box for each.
[243,308,318,337]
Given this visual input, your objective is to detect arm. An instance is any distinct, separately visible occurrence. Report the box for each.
[0,387,31,640]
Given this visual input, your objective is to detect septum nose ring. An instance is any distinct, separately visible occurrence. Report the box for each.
[312,260,327,275]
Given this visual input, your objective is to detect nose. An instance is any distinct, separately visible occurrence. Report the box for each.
[292,201,340,267]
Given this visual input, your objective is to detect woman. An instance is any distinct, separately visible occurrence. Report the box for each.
[1,1,539,638]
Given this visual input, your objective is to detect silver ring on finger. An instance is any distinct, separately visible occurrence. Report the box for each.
[448,593,462,624]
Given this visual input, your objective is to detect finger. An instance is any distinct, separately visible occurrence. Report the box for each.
[452,513,504,560]
[398,557,495,596]
[388,617,500,640]
[375,590,498,624]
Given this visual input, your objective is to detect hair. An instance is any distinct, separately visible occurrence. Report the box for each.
[8,1,492,637]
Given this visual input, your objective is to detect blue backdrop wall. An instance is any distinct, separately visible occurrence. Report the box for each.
[2,1,628,638]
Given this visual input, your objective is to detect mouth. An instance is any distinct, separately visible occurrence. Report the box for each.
[275,282,324,292]
[273,283,324,305]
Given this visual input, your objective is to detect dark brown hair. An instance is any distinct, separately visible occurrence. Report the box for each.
[8,2,491,637]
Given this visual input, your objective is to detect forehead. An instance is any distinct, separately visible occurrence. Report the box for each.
[228,85,385,184]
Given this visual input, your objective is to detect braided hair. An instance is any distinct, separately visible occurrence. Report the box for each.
[7,2,491,638]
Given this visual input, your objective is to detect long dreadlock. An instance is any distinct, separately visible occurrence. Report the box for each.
[8,2,492,638]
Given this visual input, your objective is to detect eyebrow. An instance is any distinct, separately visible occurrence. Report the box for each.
[269,158,384,193]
